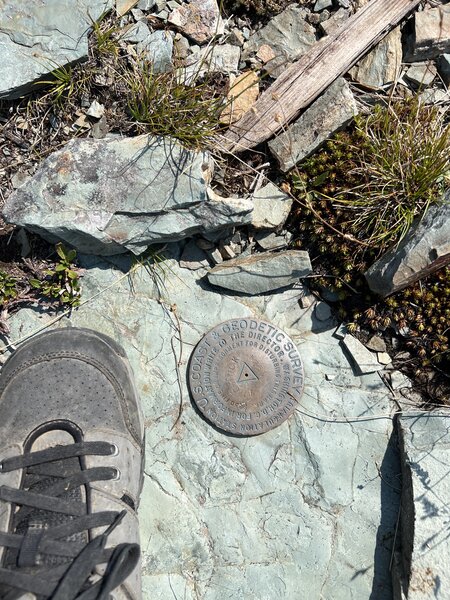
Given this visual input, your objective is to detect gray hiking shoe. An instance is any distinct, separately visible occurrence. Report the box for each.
[0,328,144,600]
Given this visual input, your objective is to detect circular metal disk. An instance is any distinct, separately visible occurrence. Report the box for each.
[188,318,304,435]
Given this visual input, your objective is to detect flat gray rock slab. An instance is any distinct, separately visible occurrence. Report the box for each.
[3,244,400,599]
[405,62,437,88]
[207,250,312,295]
[395,412,450,600]
[268,78,358,172]
[244,5,315,78]
[0,0,112,99]
[251,182,293,230]
[2,135,253,256]
[365,193,450,296]
[342,334,384,374]
[255,231,289,250]
[137,30,174,73]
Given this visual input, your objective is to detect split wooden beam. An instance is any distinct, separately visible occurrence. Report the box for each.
[221,0,422,152]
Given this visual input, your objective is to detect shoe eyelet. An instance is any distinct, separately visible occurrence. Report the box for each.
[0,462,3,473]
[109,443,119,457]
[111,468,121,481]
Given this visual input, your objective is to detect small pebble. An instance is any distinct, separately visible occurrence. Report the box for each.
[365,335,386,353]
[210,248,223,264]
[299,294,315,309]
[220,244,236,260]
[377,352,391,366]
[86,100,105,120]
[315,301,332,321]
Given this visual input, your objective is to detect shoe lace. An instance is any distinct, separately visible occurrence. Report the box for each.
[0,442,139,600]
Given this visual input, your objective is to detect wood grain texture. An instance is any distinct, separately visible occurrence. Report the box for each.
[221,0,422,152]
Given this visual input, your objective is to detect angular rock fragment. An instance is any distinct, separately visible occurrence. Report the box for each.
[207,250,312,295]
[205,44,241,74]
[120,20,151,43]
[0,0,113,99]
[320,8,350,36]
[341,334,384,374]
[418,88,450,105]
[251,182,292,230]
[406,5,450,61]
[268,78,358,172]
[365,335,386,353]
[168,0,223,44]
[365,193,450,297]
[393,413,450,600]
[137,30,174,73]
[255,231,289,250]
[405,62,437,88]
[349,27,402,88]
[244,6,316,78]
[2,135,254,255]
[180,240,209,270]
[376,352,391,365]
[182,44,241,82]
[314,0,332,12]
[220,71,259,125]
[86,100,105,120]
[116,0,138,15]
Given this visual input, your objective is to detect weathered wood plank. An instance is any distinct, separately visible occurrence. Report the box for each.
[221,0,422,152]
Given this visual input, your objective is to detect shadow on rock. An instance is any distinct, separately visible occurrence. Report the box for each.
[369,427,402,600]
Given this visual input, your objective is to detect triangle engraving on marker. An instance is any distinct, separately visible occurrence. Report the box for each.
[237,362,259,383]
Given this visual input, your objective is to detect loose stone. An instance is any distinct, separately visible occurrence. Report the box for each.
[207,250,312,295]
[365,191,450,296]
[341,334,384,374]
[244,5,316,78]
[251,182,293,229]
[406,5,450,60]
[349,27,402,88]
[2,135,253,255]
[365,335,387,353]
[315,302,332,322]
[405,62,437,88]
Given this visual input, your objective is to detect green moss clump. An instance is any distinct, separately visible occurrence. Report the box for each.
[289,129,375,294]
[287,98,450,397]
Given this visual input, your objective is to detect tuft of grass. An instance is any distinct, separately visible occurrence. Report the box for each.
[36,62,91,106]
[330,97,450,248]
[37,64,78,104]
[89,10,120,58]
[121,61,226,148]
